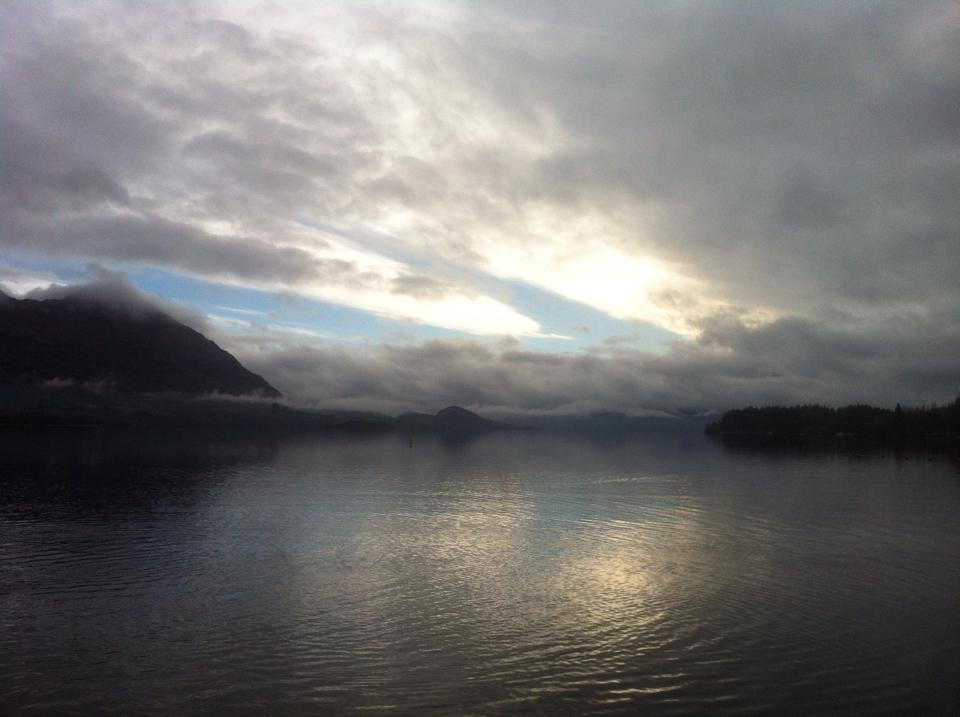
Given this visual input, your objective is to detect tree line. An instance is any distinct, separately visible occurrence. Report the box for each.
[706,398,960,438]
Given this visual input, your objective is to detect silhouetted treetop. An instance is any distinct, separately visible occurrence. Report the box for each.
[706,399,960,438]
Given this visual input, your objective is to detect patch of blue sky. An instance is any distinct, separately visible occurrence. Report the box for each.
[132,263,678,353]
[129,268,467,343]
[0,253,391,342]
[0,250,680,353]
[0,253,478,343]
[0,252,90,282]
[297,218,680,353]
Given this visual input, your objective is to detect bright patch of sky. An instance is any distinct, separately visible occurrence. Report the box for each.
[0,253,677,353]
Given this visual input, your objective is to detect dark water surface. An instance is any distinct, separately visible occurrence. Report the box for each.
[1,429,958,715]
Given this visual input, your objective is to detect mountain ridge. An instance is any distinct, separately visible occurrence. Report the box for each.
[397,405,512,434]
[0,292,279,398]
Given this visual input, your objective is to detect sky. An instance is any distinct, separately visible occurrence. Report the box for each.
[1,0,958,415]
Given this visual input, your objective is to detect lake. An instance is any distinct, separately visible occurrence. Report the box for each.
[1,429,958,715]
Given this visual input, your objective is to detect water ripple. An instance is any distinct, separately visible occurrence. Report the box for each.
[2,431,959,714]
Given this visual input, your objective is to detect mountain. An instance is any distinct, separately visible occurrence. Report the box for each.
[397,406,511,434]
[435,405,501,432]
[0,292,279,397]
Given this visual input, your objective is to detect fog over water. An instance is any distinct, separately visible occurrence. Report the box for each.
[2,430,958,714]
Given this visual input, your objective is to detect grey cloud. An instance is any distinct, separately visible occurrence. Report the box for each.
[0,2,471,240]
[0,2,491,306]
[452,1,960,313]
[1,1,958,409]
[58,166,131,207]
[0,211,360,286]
[236,309,960,415]
[390,273,454,300]
[28,267,209,331]
[774,168,847,230]
[5,1,956,316]
[0,117,132,213]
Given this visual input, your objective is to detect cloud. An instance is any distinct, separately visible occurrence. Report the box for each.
[6,1,956,326]
[448,1,959,326]
[1,1,957,407]
[26,267,210,331]
[233,306,960,415]
[0,1,543,336]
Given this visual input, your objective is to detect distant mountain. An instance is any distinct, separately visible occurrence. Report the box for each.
[435,405,499,431]
[0,292,279,397]
[394,407,717,436]
[397,406,511,434]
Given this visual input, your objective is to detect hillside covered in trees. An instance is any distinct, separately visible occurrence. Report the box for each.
[706,399,960,440]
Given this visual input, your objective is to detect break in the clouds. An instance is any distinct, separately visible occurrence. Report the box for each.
[2,0,958,410]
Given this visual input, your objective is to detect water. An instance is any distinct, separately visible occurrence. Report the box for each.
[1,429,958,715]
